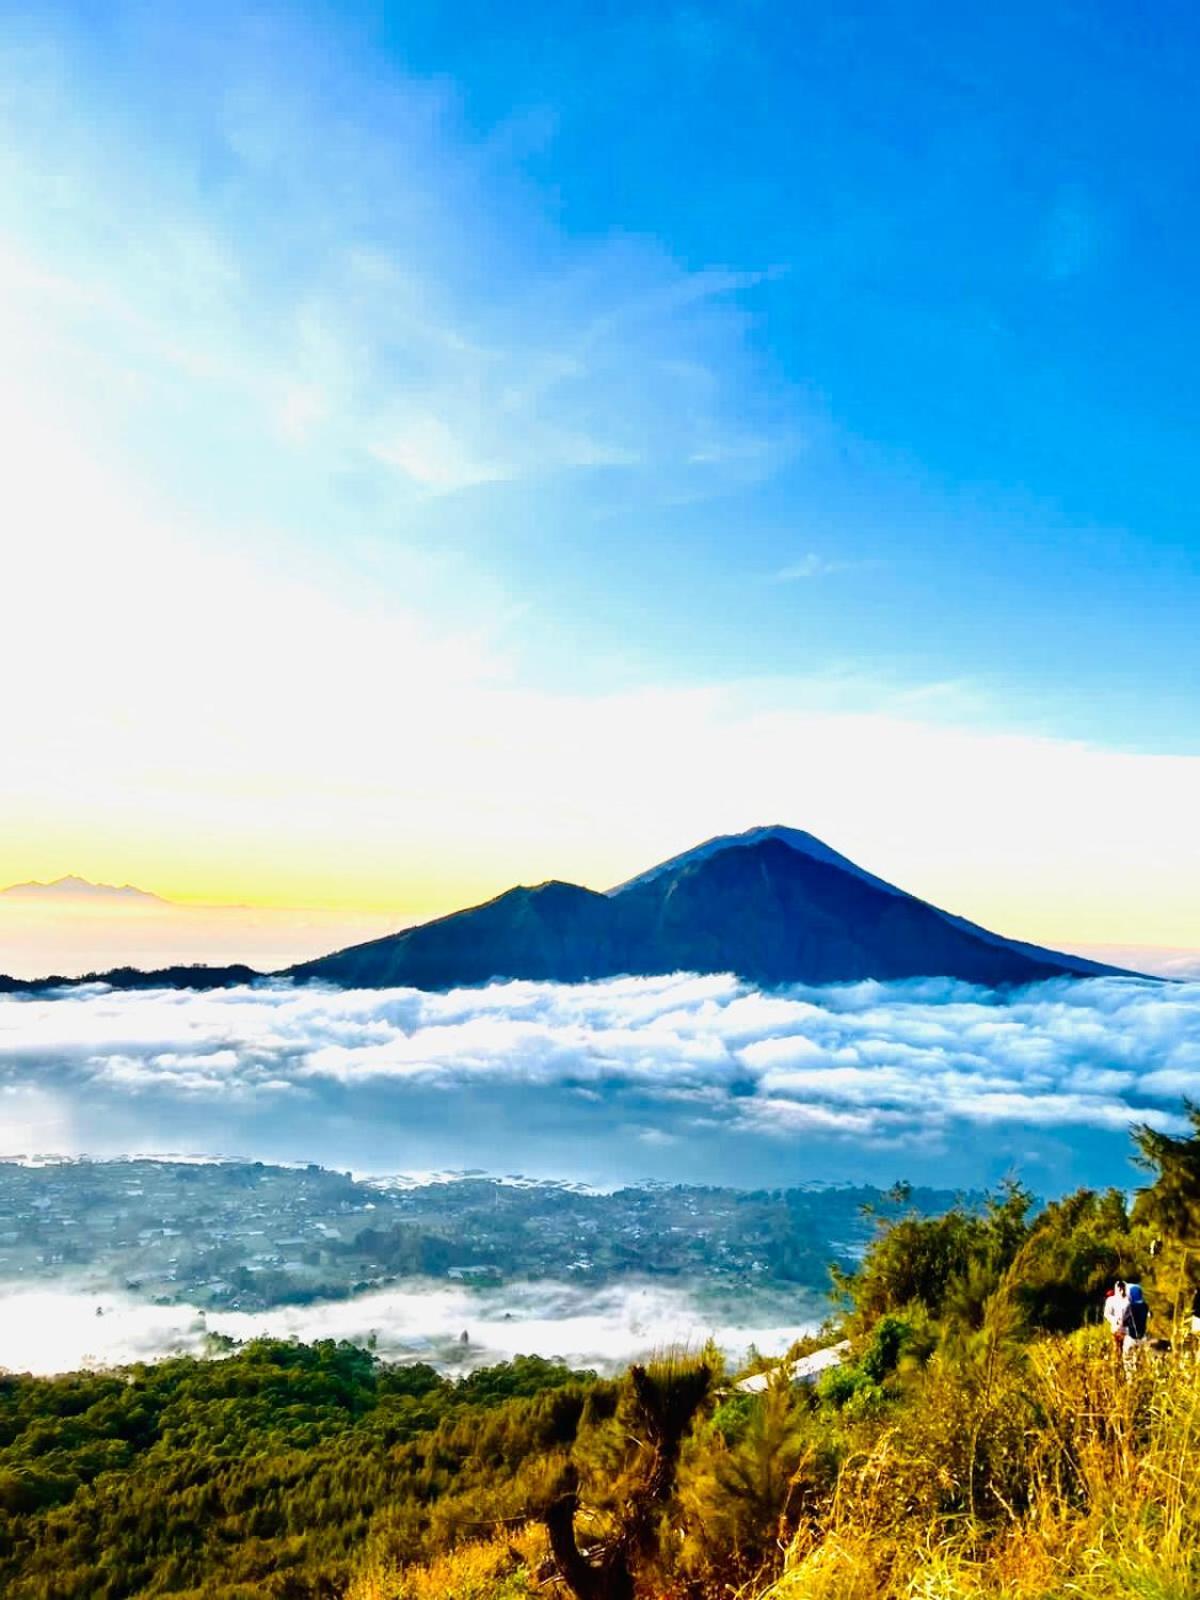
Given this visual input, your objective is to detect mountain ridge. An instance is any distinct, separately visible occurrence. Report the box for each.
[0,875,169,905]
[0,827,1140,993]
[287,826,1136,991]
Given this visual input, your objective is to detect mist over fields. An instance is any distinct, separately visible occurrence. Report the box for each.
[2,972,1196,1194]
[0,1278,820,1378]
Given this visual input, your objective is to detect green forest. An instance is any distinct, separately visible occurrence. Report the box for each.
[5,1109,1200,1600]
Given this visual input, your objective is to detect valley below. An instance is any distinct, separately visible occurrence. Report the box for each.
[0,1158,948,1375]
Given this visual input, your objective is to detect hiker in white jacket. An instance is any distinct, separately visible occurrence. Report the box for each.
[1104,1279,1130,1354]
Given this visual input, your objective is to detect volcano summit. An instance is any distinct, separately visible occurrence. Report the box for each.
[287,826,1129,991]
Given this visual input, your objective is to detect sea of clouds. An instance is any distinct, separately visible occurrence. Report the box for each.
[2,972,1198,1191]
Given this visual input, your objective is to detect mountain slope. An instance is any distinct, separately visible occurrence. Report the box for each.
[614,826,1116,979]
[289,880,621,989]
[289,827,1133,990]
[608,823,904,899]
[609,837,1068,986]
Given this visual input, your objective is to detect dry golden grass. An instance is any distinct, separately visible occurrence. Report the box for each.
[761,1332,1200,1600]
[346,1524,546,1600]
[346,1334,1200,1600]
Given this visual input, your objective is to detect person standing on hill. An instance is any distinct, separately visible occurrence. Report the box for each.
[1125,1283,1149,1342]
[1122,1282,1150,1369]
[1104,1279,1130,1354]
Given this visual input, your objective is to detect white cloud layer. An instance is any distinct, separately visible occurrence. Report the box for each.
[0,1279,817,1378]
[0,974,1194,1189]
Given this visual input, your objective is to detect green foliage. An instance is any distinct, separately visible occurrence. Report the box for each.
[836,1176,1147,1341]
[816,1311,927,1418]
[1133,1100,1200,1240]
[832,1202,990,1324]
[679,1374,821,1583]
[0,1342,596,1599]
[1010,1186,1139,1331]
[858,1311,916,1382]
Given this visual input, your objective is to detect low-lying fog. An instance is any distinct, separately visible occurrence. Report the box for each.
[0,1279,821,1377]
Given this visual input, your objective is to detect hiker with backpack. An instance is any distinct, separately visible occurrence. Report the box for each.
[1122,1283,1150,1367]
[1125,1283,1149,1340]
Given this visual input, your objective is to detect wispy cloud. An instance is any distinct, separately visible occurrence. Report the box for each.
[771,547,887,582]
[774,553,857,581]
[0,6,793,506]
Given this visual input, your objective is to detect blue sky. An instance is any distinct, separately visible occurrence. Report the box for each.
[1,0,1198,941]
[367,0,1200,742]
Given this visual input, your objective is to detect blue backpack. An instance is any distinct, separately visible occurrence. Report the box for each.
[1126,1283,1150,1339]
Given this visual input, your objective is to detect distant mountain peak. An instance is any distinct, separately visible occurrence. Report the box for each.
[607,824,902,898]
[0,875,169,905]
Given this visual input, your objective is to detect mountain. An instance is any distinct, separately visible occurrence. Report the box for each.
[0,963,260,995]
[608,823,904,898]
[288,826,1133,990]
[0,875,168,905]
[295,879,622,991]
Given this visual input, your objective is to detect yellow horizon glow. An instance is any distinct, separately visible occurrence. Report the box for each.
[3,701,1198,953]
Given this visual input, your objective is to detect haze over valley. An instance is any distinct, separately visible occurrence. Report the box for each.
[0,876,403,981]
[0,1158,928,1374]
